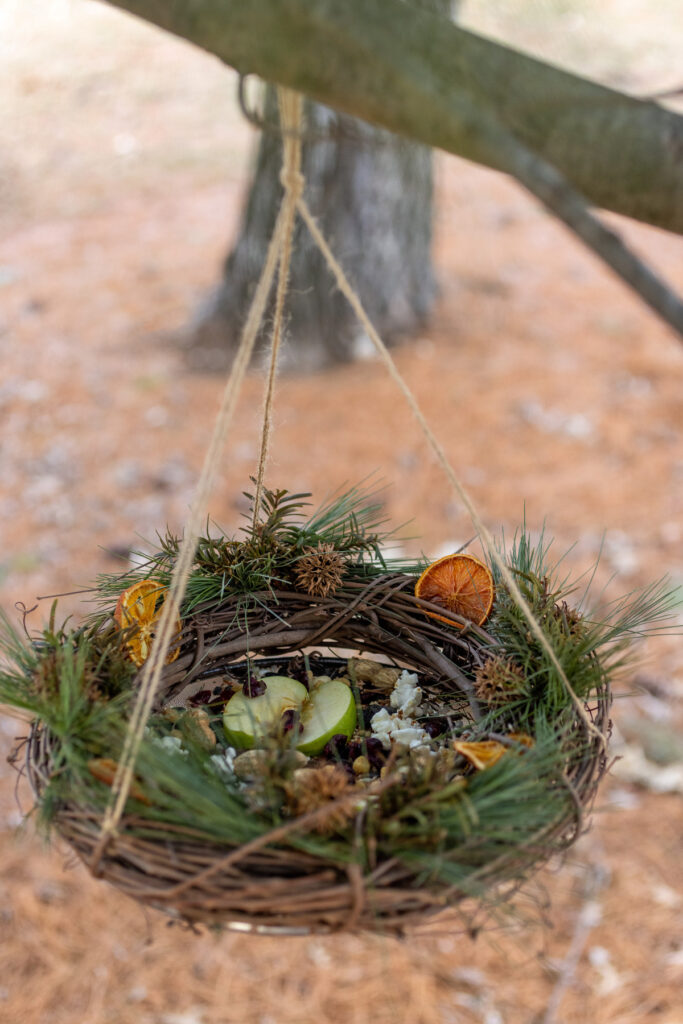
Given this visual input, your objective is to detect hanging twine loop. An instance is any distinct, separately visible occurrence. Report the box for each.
[278,90,305,200]
[91,83,602,877]
[91,87,304,872]
[252,89,304,528]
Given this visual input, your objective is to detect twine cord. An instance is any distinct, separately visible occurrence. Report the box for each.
[252,89,304,528]
[92,162,293,868]
[296,197,603,744]
[94,84,603,870]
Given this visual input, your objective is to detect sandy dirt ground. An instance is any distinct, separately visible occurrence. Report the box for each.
[1,3,682,1023]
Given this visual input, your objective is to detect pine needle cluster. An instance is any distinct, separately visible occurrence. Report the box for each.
[483,524,679,725]
[94,481,420,616]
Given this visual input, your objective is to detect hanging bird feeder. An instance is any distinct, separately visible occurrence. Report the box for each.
[2,89,675,937]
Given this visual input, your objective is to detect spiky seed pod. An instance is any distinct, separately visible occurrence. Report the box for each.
[474,655,527,706]
[31,651,100,703]
[554,600,586,637]
[294,543,346,598]
[285,765,356,834]
[29,652,60,701]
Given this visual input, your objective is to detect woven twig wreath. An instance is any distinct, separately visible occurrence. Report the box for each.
[17,559,615,937]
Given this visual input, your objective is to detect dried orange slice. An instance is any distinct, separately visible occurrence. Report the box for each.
[453,734,534,771]
[508,732,535,750]
[415,553,494,627]
[114,579,181,668]
[453,740,506,770]
[87,758,151,804]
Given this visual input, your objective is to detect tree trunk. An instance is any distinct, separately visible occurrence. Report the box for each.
[188,0,455,372]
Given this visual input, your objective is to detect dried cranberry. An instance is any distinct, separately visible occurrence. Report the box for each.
[286,652,325,689]
[322,734,351,760]
[188,689,212,707]
[243,675,267,699]
[423,718,447,739]
[286,656,309,687]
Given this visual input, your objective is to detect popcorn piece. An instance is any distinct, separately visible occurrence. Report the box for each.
[370,706,430,751]
[370,708,394,750]
[390,725,428,749]
[210,747,238,782]
[390,670,422,717]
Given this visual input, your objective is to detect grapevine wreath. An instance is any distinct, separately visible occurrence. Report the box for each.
[1,87,677,936]
[3,484,674,935]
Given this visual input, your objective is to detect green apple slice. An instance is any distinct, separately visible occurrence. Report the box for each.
[296,678,357,756]
[223,675,307,749]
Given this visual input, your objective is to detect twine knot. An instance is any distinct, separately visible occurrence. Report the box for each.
[280,165,305,201]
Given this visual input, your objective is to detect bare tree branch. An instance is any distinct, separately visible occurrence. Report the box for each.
[496,130,683,338]
[99,0,683,235]
[97,0,683,338]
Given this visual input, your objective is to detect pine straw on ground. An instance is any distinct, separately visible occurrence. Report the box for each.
[1,2,681,1021]
[1,771,682,1024]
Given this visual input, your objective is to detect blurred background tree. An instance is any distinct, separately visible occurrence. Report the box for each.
[101,0,682,343]
[188,0,456,372]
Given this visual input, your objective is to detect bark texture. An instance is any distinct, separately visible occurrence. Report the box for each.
[189,89,438,371]
[188,0,456,371]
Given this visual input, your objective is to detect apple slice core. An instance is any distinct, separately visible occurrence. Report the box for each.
[296,678,357,756]
[223,675,308,749]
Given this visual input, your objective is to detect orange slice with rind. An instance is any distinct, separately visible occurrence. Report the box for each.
[114,579,181,668]
[415,553,494,628]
